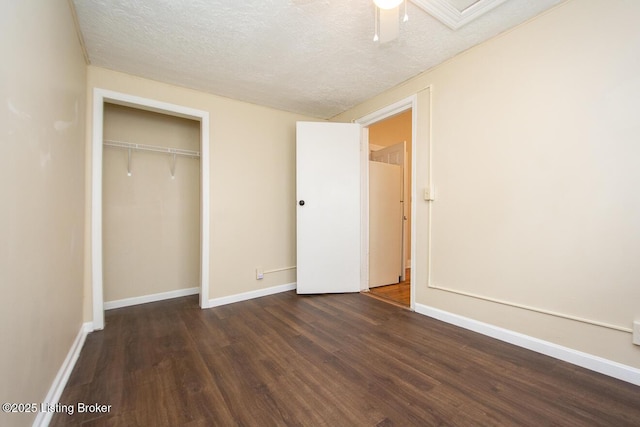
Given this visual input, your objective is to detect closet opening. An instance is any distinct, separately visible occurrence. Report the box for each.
[91,89,210,330]
[102,103,201,311]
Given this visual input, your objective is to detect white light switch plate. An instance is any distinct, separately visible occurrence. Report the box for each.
[633,320,640,346]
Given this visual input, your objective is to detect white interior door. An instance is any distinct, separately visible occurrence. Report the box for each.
[369,161,403,287]
[296,121,361,294]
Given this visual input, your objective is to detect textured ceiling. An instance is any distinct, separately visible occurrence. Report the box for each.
[72,0,564,119]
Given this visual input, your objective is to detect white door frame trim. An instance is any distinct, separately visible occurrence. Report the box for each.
[356,95,418,311]
[91,88,210,330]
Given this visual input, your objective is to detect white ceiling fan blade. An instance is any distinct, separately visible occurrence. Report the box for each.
[378,7,400,43]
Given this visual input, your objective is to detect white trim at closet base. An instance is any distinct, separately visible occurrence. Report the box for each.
[104,287,200,310]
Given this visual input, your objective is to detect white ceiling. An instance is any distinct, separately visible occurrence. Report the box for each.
[72,0,564,119]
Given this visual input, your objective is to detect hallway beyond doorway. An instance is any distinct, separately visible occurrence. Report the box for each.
[366,268,410,308]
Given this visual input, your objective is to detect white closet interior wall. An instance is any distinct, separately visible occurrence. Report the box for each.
[102,103,201,304]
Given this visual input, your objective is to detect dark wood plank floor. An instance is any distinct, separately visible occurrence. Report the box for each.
[52,292,640,426]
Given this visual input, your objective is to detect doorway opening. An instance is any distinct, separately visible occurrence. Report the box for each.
[91,89,210,330]
[366,110,412,308]
[356,95,417,311]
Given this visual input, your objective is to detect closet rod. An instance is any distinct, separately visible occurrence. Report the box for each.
[103,139,200,158]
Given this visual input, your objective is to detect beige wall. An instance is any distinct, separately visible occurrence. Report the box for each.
[85,66,317,320]
[368,110,412,149]
[102,104,200,302]
[334,0,640,368]
[0,1,86,426]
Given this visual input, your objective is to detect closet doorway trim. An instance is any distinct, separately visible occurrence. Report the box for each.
[91,88,210,330]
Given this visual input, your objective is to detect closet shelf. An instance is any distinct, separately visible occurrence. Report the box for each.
[103,139,200,158]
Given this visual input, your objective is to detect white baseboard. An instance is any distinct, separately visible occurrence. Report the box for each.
[104,287,199,310]
[33,322,92,427]
[207,282,296,308]
[414,303,640,386]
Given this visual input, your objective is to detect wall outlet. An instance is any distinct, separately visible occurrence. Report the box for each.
[633,320,640,346]
[256,268,264,280]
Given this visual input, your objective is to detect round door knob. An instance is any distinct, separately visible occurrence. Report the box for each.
[299,200,305,206]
